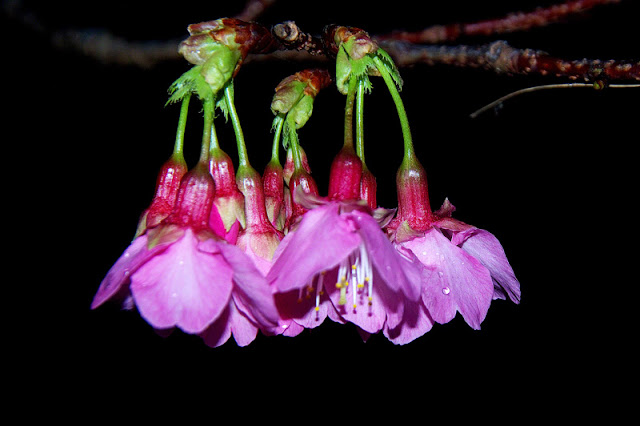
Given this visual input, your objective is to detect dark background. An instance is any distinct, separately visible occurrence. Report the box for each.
[6,0,637,409]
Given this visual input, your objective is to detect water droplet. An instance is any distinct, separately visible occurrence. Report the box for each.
[171,292,178,298]
[123,270,130,277]
[442,287,450,295]
[123,252,131,259]
[438,271,444,277]
[422,251,428,256]
[178,260,185,266]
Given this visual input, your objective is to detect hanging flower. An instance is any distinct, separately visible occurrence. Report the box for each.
[92,163,280,346]
[268,188,422,336]
[385,158,520,341]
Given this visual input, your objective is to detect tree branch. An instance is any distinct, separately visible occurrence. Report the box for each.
[381,40,640,82]
[376,0,621,44]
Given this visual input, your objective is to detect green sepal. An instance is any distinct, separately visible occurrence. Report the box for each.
[372,48,403,91]
[146,224,186,250]
[282,114,299,150]
[166,65,213,106]
[336,38,377,95]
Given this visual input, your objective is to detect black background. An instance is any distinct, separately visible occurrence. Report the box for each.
[6,0,637,411]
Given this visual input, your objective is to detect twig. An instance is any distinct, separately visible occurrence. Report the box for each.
[469,82,640,118]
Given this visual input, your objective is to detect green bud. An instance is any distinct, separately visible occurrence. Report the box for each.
[288,94,315,129]
[271,81,306,115]
[200,44,242,94]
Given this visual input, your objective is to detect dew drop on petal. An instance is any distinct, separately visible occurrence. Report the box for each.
[442,287,450,295]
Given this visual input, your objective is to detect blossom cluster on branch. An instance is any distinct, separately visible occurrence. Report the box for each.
[91,18,521,347]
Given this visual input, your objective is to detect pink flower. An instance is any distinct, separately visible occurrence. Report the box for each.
[385,158,520,342]
[267,189,422,337]
[91,163,279,346]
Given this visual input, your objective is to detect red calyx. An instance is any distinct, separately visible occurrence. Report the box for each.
[166,162,216,230]
[143,154,188,229]
[360,167,377,209]
[393,157,434,231]
[328,146,362,202]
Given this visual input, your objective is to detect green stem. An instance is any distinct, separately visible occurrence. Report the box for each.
[372,55,415,160]
[200,95,214,163]
[355,77,365,164]
[173,92,191,159]
[271,115,284,164]
[343,75,358,149]
[286,117,303,171]
[210,112,220,151]
[224,81,250,168]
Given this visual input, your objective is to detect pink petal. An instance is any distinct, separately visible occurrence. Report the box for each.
[215,242,280,330]
[350,210,422,301]
[452,228,521,304]
[383,299,434,345]
[200,299,259,348]
[403,228,493,330]
[130,229,233,334]
[267,203,361,292]
[91,235,166,309]
[199,306,232,348]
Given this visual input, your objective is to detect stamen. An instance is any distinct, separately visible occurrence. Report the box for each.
[315,271,325,313]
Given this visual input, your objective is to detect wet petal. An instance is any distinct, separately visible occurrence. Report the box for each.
[403,228,493,329]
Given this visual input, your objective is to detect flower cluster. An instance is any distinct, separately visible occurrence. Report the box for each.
[92,19,520,347]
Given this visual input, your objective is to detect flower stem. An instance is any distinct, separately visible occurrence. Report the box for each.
[286,116,304,171]
[200,95,214,164]
[372,55,415,161]
[224,80,250,168]
[343,75,358,150]
[355,77,365,164]
[210,113,220,151]
[271,115,284,164]
[173,92,191,159]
